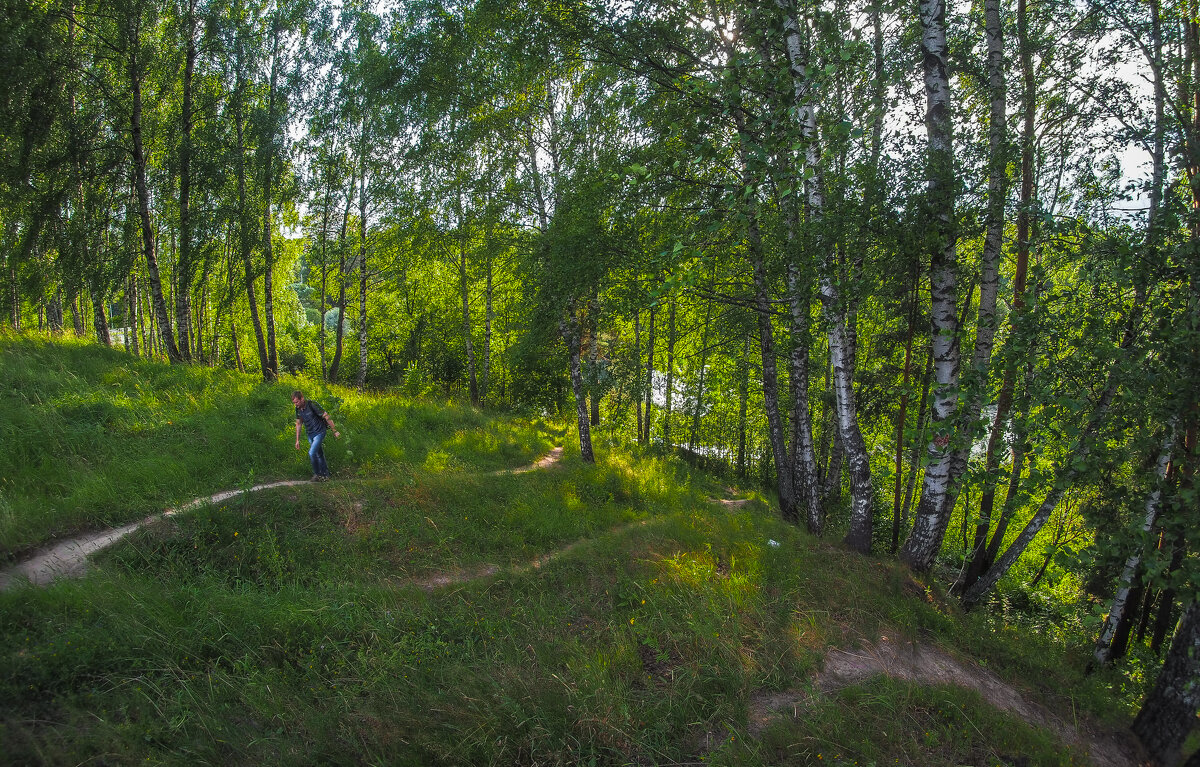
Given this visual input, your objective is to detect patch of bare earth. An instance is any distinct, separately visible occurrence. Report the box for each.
[405,519,652,592]
[747,636,1142,767]
[492,446,563,475]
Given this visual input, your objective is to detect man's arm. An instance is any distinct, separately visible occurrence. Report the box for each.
[324,412,341,438]
[295,419,302,449]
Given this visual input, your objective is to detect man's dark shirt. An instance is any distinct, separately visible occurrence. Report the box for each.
[296,400,328,438]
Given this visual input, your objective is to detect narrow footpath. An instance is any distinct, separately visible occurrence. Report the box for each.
[0,447,564,591]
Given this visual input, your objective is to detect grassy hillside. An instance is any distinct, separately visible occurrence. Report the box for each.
[0,336,1141,766]
[0,335,556,559]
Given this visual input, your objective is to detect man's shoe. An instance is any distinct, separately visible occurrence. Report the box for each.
[318,474,330,482]
[311,474,321,482]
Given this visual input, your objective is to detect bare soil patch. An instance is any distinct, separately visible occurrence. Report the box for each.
[748,636,1143,767]
[492,446,563,475]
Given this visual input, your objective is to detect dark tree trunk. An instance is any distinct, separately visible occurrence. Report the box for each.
[260,18,282,379]
[232,45,269,379]
[175,0,197,361]
[127,15,181,364]
[664,295,676,446]
[460,237,479,406]
[643,304,656,445]
[92,289,110,346]
[356,123,369,393]
[562,307,594,463]
[737,332,750,477]
[962,305,1138,610]
[588,295,600,425]
[892,290,918,551]
[634,309,644,441]
[1132,602,1200,767]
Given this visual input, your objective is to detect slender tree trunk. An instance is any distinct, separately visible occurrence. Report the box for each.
[960,0,1037,591]
[483,248,494,406]
[126,16,181,364]
[328,176,354,383]
[175,0,197,361]
[261,18,282,379]
[644,304,656,445]
[664,295,676,446]
[1151,538,1186,654]
[6,250,16,329]
[356,122,369,393]
[731,102,796,522]
[737,331,750,477]
[892,292,918,551]
[92,289,109,346]
[748,216,796,522]
[785,7,876,545]
[634,309,644,441]
[900,0,961,571]
[127,276,139,356]
[690,286,715,452]
[1093,423,1177,667]
[460,239,479,406]
[945,0,1009,522]
[963,301,1141,609]
[779,0,834,536]
[234,100,269,379]
[562,306,594,463]
[317,176,333,379]
[588,296,601,426]
[902,347,934,530]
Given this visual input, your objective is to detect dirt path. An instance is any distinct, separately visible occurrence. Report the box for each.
[492,446,564,475]
[0,480,311,590]
[748,636,1142,767]
[406,518,649,592]
[0,447,566,592]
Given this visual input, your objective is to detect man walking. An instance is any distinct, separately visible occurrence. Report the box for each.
[293,390,340,481]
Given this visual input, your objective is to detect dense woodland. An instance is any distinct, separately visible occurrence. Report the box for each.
[2,0,1198,761]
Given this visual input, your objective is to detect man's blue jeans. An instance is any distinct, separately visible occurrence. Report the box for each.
[308,432,329,477]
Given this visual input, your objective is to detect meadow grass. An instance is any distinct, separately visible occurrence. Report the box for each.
[0,336,1135,765]
[0,334,557,559]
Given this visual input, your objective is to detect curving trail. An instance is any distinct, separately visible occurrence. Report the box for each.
[748,636,1141,767]
[405,518,650,593]
[491,446,563,475]
[0,480,310,591]
[0,446,566,592]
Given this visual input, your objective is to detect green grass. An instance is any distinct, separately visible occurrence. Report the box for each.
[0,334,557,559]
[0,335,1137,765]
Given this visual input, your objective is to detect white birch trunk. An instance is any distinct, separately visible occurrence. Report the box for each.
[780,2,868,545]
[900,0,961,571]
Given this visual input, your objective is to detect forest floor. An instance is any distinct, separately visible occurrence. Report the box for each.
[3,336,1147,766]
[3,439,1137,763]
